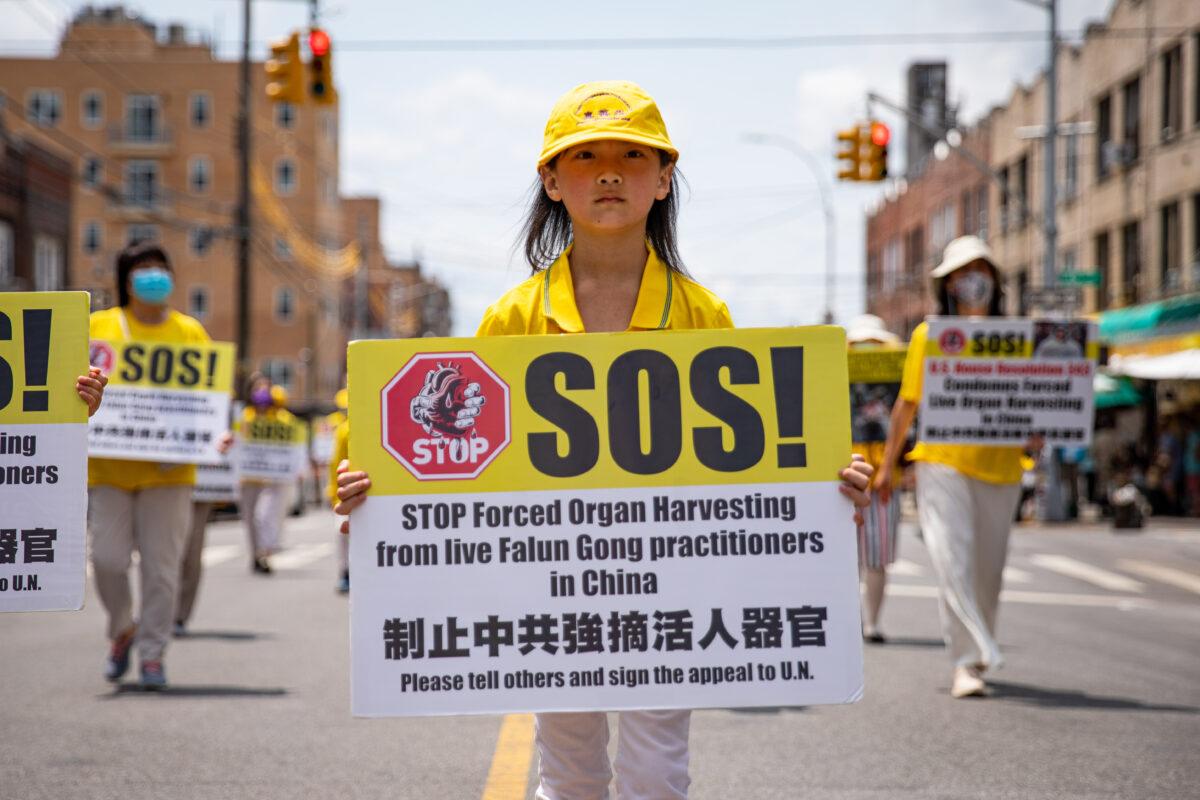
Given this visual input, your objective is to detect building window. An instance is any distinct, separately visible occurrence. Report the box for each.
[274,158,297,196]
[81,90,103,129]
[26,89,62,127]
[1062,132,1078,201]
[1015,155,1029,226]
[34,236,63,291]
[975,185,988,239]
[929,202,957,258]
[998,165,1011,233]
[189,225,213,257]
[82,156,102,188]
[190,92,211,128]
[274,286,296,323]
[882,237,902,292]
[125,94,161,141]
[1095,231,1111,311]
[261,359,294,392]
[188,156,211,194]
[274,236,292,261]
[1121,221,1141,304]
[905,226,924,278]
[124,161,159,207]
[1160,201,1181,294]
[275,101,297,130]
[126,224,159,245]
[1096,93,1113,180]
[0,221,14,286]
[1015,267,1029,316]
[188,286,210,321]
[1161,44,1182,142]
[1121,76,1140,162]
[82,221,102,255]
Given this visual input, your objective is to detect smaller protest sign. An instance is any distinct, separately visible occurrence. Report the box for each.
[87,339,235,464]
[918,317,1097,446]
[847,347,906,444]
[237,414,308,481]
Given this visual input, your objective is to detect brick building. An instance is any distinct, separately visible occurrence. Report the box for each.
[0,122,73,291]
[865,0,1200,336]
[0,6,345,402]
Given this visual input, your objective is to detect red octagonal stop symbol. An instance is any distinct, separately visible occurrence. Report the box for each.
[381,352,511,480]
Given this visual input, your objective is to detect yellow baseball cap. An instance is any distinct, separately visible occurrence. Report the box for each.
[538,80,678,167]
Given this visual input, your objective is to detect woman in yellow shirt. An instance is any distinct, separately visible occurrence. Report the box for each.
[240,377,299,574]
[89,241,212,689]
[874,235,1030,699]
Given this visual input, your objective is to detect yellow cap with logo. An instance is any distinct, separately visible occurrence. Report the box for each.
[538,80,678,167]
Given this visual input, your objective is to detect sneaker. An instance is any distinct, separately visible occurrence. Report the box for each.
[253,555,272,575]
[335,570,350,594]
[104,626,136,683]
[172,620,187,638]
[950,665,987,698]
[140,659,168,690]
[862,626,887,644]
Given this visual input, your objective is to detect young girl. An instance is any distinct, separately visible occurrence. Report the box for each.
[336,80,874,799]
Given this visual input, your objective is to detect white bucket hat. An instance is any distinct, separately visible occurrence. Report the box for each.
[845,314,900,345]
[931,234,997,279]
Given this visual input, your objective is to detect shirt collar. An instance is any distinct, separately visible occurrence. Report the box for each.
[542,243,674,333]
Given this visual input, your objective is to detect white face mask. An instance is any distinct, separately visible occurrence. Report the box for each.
[952,271,994,308]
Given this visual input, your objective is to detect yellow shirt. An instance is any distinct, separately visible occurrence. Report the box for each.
[476,245,733,336]
[88,307,211,491]
[899,321,1023,485]
[327,418,349,508]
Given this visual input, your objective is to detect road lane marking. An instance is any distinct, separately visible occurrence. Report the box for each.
[886,583,1153,609]
[888,559,925,577]
[1003,566,1033,584]
[1029,554,1146,593]
[1117,560,1200,596]
[270,542,335,570]
[481,713,535,800]
[201,544,242,567]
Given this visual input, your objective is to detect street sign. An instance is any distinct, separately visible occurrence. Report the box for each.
[1058,270,1101,286]
[1026,285,1083,311]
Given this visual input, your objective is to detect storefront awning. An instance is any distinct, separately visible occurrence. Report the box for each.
[1107,349,1200,380]
[1093,372,1143,408]
[1099,293,1200,345]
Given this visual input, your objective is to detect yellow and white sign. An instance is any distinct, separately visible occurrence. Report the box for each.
[0,292,90,612]
[237,415,308,481]
[920,317,1098,446]
[348,327,863,717]
[848,346,906,444]
[87,339,234,464]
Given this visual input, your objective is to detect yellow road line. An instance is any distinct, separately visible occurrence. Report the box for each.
[481,713,536,800]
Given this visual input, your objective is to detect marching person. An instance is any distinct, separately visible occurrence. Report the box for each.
[239,376,297,574]
[326,388,350,594]
[873,235,1034,698]
[88,240,212,689]
[846,314,903,643]
[333,81,875,799]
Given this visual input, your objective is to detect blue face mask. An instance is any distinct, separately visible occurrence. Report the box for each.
[130,268,174,304]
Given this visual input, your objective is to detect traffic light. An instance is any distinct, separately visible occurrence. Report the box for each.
[864,120,890,181]
[308,28,337,105]
[836,124,864,181]
[265,32,304,104]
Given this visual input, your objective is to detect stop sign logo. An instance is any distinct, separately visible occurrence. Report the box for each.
[381,352,511,480]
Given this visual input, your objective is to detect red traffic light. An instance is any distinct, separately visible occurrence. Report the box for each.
[309,28,330,57]
[870,121,890,147]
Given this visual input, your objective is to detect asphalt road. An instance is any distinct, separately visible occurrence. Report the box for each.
[2,508,1197,799]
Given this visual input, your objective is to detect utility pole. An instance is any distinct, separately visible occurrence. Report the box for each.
[1043,0,1058,291]
[235,0,253,390]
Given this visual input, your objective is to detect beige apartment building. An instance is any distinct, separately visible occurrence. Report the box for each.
[0,6,344,403]
[988,0,1200,313]
[867,0,1200,329]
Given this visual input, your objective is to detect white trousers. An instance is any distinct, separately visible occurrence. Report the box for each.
[915,462,1021,669]
[240,482,286,555]
[534,710,691,800]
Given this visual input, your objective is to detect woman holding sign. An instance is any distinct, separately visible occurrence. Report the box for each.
[89,241,213,689]
[335,81,875,800]
[873,235,1030,699]
[240,376,298,575]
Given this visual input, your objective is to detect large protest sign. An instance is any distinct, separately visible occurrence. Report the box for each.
[0,292,89,612]
[87,338,234,464]
[918,317,1098,446]
[847,347,906,443]
[348,327,862,717]
[237,414,307,481]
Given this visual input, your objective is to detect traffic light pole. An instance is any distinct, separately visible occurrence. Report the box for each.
[236,0,253,390]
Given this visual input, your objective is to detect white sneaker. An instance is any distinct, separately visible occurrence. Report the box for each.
[950,665,987,698]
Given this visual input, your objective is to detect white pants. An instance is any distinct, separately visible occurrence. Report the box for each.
[534,710,691,800]
[89,484,192,661]
[915,462,1021,669]
[240,482,286,555]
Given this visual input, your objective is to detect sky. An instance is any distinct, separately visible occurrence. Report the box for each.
[5,0,1116,335]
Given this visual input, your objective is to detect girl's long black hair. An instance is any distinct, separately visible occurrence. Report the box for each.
[519,149,688,276]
